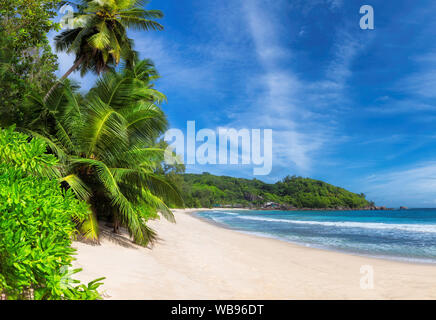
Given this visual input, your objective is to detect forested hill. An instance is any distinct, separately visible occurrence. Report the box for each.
[179,173,374,210]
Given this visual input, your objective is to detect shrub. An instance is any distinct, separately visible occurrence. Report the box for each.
[0,127,104,300]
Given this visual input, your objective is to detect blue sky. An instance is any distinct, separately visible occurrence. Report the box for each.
[50,0,436,207]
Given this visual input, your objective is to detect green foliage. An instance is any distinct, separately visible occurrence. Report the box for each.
[0,0,62,51]
[0,127,104,300]
[25,60,183,246]
[0,0,60,127]
[180,173,372,209]
[1,0,179,246]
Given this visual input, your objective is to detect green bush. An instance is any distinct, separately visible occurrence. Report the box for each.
[0,127,104,300]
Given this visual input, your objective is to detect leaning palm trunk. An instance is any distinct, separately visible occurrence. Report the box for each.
[44,56,84,102]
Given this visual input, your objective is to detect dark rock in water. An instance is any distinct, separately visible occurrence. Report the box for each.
[280,204,295,210]
[399,206,408,210]
[366,205,394,211]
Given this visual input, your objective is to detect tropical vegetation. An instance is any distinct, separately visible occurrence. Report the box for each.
[0,0,180,299]
[47,0,164,98]
[0,0,179,243]
[25,60,183,245]
[179,173,373,209]
[0,0,61,127]
[0,127,104,300]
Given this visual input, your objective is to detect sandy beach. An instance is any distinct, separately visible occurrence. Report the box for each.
[72,209,436,300]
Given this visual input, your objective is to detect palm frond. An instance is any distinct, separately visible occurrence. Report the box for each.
[69,157,155,244]
[140,188,176,223]
[60,174,91,201]
[81,96,128,158]
[79,210,100,243]
[110,167,184,212]
[21,129,68,162]
[119,15,164,31]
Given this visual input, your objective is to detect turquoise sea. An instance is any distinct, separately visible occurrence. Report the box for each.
[195,209,436,264]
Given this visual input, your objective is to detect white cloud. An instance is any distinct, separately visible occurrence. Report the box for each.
[238,0,321,173]
[363,162,436,207]
[243,1,292,64]
[326,33,362,89]
[221,0,364,176]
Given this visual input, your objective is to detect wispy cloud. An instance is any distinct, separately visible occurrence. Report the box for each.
[222,0,364,175]
[363,162,436,207]
[326,32,362,90]
[133,34,218,92]
[365,98,436,114]
[289,0,344,14]
[243,0,292,64]
[305,33,364,112]
[239,0,320,172]
[398,51,436,99]
[364,50,436,116]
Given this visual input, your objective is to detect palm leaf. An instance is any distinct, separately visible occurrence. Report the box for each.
[79,210,100,243]
[60,174,91,201]
[81,97,128,158]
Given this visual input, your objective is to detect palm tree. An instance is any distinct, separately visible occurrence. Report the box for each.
[26,59,183,245]
[45,0,164,99]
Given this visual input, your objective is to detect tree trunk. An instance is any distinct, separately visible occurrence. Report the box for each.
[113,214,120,234]
[43,56,84,102]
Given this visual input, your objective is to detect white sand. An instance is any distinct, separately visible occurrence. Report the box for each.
[72,209,436,299]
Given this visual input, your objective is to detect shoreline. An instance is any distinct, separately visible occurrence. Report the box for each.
[73,209,436,300]
[183,207,394,211]
[187,208,436,266]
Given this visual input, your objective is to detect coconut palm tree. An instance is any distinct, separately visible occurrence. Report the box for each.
[45,0,164,99]
[26,59,183,245]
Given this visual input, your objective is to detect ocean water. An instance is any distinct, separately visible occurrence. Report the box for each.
[195,209,436,264]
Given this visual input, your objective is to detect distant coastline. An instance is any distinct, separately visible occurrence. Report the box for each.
[207,205,393,211]
[182,204,393,211]
[179,173,377,210]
